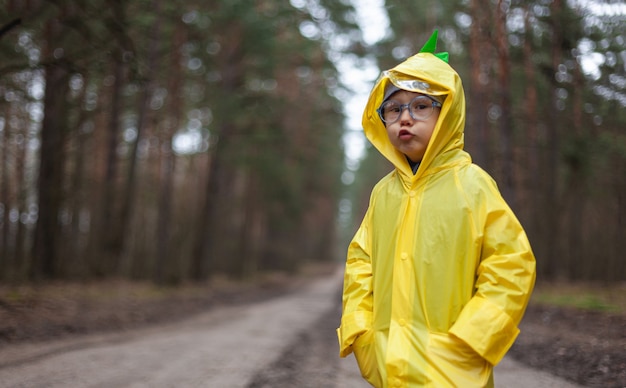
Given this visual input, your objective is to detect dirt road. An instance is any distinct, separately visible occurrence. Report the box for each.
[0,268,581,387]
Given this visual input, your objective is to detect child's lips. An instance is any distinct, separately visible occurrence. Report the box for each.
[398,129,413,140]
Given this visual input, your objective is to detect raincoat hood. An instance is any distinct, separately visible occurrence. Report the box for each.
[362,31,467,179]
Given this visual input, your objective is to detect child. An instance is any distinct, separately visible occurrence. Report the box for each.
[336,30,536,388]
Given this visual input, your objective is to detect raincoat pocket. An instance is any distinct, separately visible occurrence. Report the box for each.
[427,332,493,388]
[353,329,382,387]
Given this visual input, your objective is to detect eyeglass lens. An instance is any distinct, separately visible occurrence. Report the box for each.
[381,96,437,123]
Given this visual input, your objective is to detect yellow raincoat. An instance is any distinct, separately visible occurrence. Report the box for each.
[337,35,536,388]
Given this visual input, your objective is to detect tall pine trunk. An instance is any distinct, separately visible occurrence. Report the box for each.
[98,48,125,275]
[119,0,161,275]
[523,4,539,234]
[0,103,10,275]
[495,0,515,206]
[543,0,563,279]
[154,15,184,283]
[32,18,70,280]
[191,21,244,280]
[468,0,489,169]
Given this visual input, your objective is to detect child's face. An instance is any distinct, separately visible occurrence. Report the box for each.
[383,90,440,163]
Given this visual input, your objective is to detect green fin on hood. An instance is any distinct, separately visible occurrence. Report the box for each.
[419,29,449,64]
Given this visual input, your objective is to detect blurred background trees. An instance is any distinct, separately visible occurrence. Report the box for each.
[0,0,624,284]
[0,0,352,283]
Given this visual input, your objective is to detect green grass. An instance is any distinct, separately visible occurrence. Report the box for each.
[531,281,626,314]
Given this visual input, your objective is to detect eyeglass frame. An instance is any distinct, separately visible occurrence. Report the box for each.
[377,95,442,124]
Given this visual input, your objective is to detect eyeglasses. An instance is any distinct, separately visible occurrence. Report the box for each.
[377,95,442,124]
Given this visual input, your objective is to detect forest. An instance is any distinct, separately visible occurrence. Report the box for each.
[0,0,624,284]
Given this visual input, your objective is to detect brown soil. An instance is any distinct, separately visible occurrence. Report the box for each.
[1,269,625,388]
[0,268,324,344]
[510,304,626,388]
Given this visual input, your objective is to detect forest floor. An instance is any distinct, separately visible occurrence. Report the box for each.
[0,264,625,387]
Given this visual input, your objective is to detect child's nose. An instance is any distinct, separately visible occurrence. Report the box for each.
[400,107,412,121]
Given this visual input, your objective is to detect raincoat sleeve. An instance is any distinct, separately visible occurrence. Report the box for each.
[337,207,374,358]
[449,172,536,366]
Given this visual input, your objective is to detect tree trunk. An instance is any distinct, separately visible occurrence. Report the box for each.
[191,21,244,280]
[13,114,28,280]
[0,103,10,275]
[32,19,70,280]
[522,4,539,231]
[567,57,585,279]
[98,48,125,274]
[468,0,489,169]
[65,72,92,278]
[119,0,161,276]
[495,0,515,206]
[154,15,184,284]
[190,148,218,280]
[613,168,626,281]
[98,0,129,275]
[544,0,563,279]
